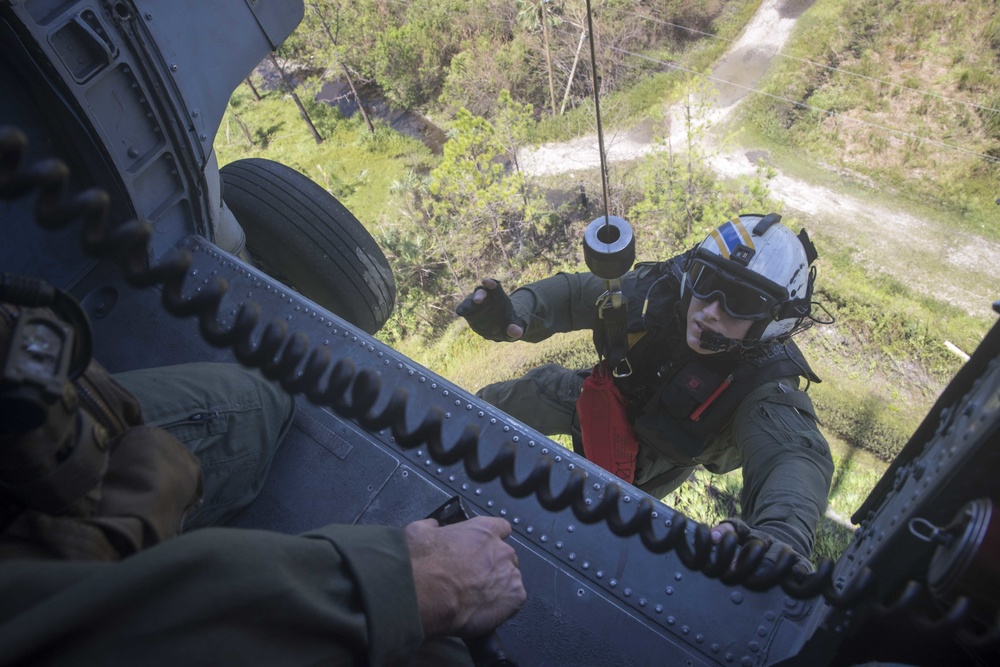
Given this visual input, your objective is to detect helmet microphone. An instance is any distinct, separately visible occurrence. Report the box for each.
[699,328,742,353]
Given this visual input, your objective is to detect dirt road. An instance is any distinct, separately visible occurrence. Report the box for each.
[519,0,999,320]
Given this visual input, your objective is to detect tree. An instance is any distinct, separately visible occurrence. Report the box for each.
[628,84,720,249]
[516,0,562,115]
[440,36,544,118]
[629,77,779,257]
[494,90,551,253]
[304,2,375,133]
[559,28,587,115]
[375,170,464,340]
[267,51,323,145]
[371,0,500,109]
[229,109,255,147]
[244,76,262,101]
[427,107,532,271]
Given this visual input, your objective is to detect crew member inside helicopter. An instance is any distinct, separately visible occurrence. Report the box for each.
[0,299,523,666]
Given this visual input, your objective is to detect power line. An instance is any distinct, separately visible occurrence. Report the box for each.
[303,0,1000,165]
[550,25,1000,166]
[599,3,1000,117]
[623,47,1000,165]
[478,2,1000,166]
[328,0,1000,118]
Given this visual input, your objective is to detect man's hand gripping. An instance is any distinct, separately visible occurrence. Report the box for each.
[405,515,526,639]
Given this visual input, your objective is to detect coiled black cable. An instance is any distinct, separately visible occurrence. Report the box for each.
[4,126,998,647]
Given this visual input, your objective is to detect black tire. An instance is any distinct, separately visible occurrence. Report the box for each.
[219,158,395,334]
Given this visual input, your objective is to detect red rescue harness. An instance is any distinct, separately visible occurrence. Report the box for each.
[576,361,639,483]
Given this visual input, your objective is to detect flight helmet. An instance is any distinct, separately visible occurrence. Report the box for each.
[681,213,817,348]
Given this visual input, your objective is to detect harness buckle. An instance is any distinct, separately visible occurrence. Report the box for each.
[595,288,626,316]
[612,358,632,378]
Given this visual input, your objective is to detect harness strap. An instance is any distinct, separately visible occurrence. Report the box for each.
[597,295,631,376]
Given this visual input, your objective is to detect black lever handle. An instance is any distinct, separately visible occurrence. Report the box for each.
[426,496,519,667]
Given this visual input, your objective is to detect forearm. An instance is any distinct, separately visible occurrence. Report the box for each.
[0,525,424,667]
[740,453,832,559]
[510,272,605,342]
[733,394,834,561]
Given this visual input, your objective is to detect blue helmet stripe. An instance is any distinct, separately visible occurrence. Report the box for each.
[708,218,756,259]
[718,221,742,256]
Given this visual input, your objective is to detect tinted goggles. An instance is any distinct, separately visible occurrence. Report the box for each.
[686,257,787,320]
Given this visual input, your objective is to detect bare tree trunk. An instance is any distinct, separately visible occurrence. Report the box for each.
[311,4,376,134]
[340,62,375,134]
[245,76,262,101]
[560,30,587,115]
[540,1,557,116]
[492,214,512,266]
[268,53,323,145]
[232,111,255,146]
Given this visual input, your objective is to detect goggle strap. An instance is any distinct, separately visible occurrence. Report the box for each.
[776,297,811,320]
[798,229,818,265]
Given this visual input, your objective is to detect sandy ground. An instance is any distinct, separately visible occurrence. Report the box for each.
[519,0,999,321]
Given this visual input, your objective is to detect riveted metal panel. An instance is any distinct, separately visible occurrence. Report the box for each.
[70,237,806,666]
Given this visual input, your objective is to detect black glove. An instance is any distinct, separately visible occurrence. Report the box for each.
[456,280,524,342]
[720,518,813,575]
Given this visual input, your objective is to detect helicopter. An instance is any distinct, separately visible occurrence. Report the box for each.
[1,1,998,665]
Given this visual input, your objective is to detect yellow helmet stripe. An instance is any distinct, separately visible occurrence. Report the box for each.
[709,218,755,259]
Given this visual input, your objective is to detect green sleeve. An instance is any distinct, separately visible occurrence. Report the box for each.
[730,382,835,562]
[0,525,424,667]
[508,271,607,343]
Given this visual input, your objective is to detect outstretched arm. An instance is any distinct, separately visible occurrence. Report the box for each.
[715,384,834,570]
[456,278,527,341]
[457,272,606,344]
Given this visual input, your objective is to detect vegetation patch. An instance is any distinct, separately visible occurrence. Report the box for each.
[217,79,432,230]
[743,0,1000,237]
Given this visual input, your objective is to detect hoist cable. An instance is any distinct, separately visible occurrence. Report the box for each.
[584,0,612,229]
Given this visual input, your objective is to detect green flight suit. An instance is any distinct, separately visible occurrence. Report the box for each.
[477,271,834,564]
[0,362,471,666]
[0,524,431,666]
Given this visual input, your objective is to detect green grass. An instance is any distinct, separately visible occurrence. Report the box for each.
[739,0,1000,240]
[733,123,1000,245]
[787,236,988,461]
[396,320,595,395]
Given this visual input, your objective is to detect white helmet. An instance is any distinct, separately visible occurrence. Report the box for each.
[681,213,816,346]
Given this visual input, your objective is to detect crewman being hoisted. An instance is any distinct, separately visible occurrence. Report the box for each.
[457,213,834,569]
